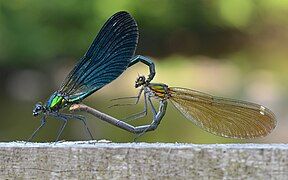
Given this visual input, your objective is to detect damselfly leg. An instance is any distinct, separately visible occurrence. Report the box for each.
[111,89,150,123]
[54,115,68,143]
[27,116,47,142]
[120,91,149,122]
[133,97,162,140]
[109,88,144,108]
[28,112,94,142]
[54,113,94,141]
[122,92,158,124]
[147,96,157,116]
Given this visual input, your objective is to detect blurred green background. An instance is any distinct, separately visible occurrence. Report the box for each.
[0,0,287,143]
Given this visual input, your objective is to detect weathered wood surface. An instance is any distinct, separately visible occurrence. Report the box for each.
[0,141,287,179]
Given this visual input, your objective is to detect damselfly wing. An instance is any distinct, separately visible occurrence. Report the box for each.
[59,11,139,102]
[169,87,276,138]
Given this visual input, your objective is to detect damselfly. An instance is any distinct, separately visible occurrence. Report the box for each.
[129,76,277,138]
[29,11,155,142]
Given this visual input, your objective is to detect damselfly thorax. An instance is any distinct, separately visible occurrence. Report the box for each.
[144,83,171,100]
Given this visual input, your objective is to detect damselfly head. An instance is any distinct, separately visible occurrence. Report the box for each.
[135,75,146,88]
[33,102,44,117]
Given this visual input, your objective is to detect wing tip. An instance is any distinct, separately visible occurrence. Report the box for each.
[208,121,277,139]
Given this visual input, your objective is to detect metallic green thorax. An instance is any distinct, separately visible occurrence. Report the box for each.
[46,93,67,110]
[50,96,63,108]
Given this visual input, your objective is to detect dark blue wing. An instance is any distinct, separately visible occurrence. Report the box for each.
[58,11,138,102]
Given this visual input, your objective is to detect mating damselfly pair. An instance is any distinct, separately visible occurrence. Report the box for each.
[29,11,276,142]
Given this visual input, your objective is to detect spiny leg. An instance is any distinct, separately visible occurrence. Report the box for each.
[59,113,94,140]
[109,88,143,108]
[108,98,140,108]
[133,96,159,141]
[121,92,148,122]
[108,103,137,108]
[108,97,140,107]
[27,116,46,142]
[73,115,94,140]
[110,96,139,101]
[148,96,157,117]
[54,115,68,142]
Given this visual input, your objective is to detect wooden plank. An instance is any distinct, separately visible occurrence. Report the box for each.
[0,141,287,179]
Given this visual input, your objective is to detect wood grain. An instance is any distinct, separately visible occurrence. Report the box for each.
[0,141,287,179]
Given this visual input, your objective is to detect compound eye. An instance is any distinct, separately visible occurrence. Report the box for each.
[34,103,43,111]
[36,106,41,110]
[139,76,145,81]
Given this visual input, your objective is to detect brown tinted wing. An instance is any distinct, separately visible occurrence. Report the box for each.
[169,87,276,139]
